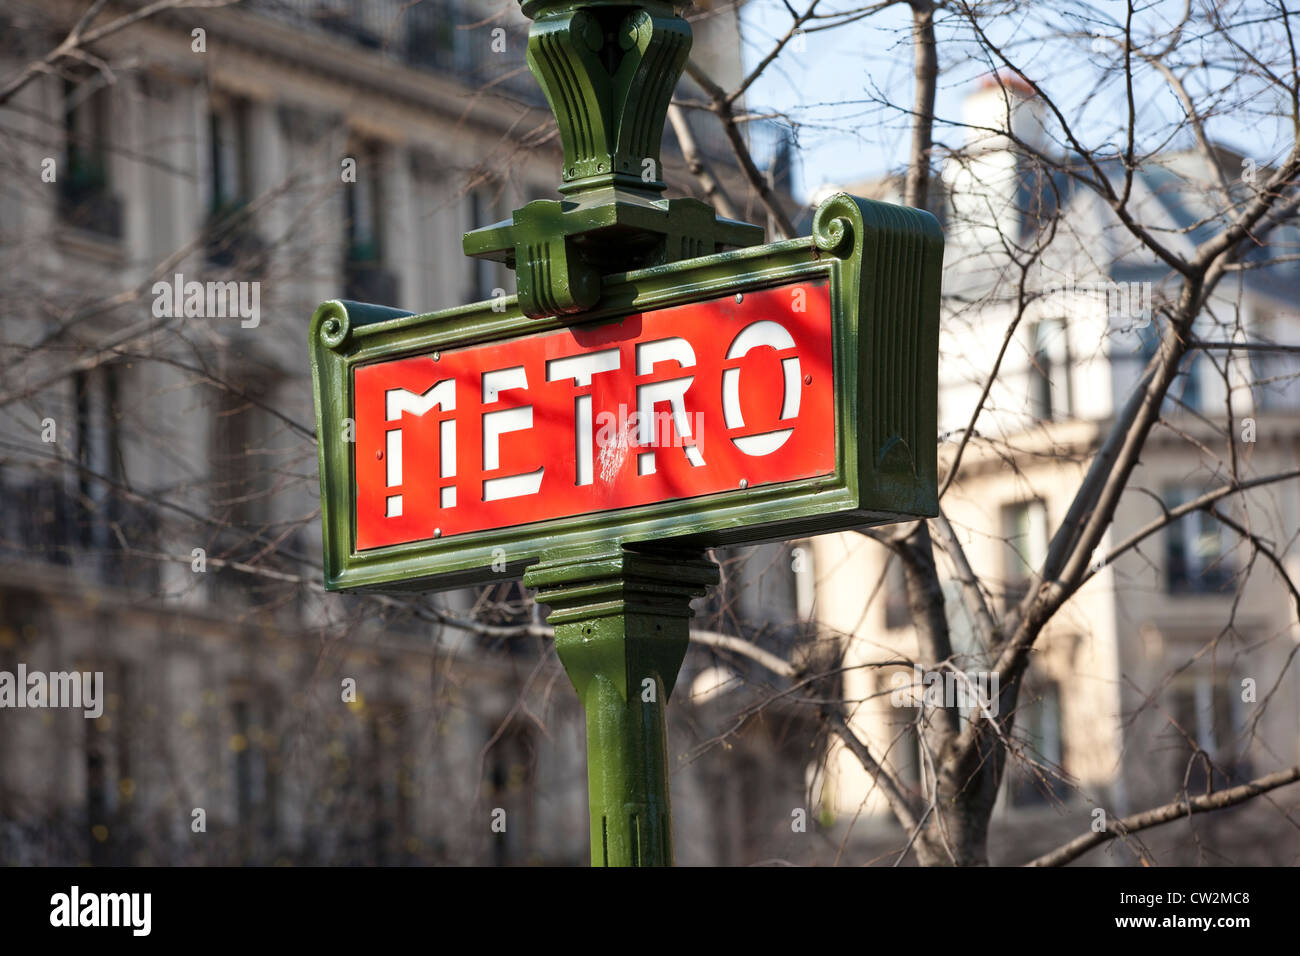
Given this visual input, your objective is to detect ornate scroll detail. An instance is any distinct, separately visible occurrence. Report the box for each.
[463,0,763,319]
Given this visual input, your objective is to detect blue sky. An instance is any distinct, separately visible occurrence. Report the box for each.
[737,0,1289,203]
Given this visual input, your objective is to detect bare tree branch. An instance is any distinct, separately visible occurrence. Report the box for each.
[1027,765,1300,867]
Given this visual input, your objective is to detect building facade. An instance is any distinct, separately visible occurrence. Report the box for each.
[0,0,817,865]
[813,78,1300,865]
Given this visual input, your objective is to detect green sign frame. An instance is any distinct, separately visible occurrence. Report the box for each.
[309,193,943,593]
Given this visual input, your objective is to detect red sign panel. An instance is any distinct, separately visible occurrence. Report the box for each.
[353,281,834,550]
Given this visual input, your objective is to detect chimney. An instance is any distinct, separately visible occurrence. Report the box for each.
[963,73,1047,152]
[943,73,1047,259]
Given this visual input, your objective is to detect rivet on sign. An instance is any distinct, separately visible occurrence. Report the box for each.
[376,450,383,460]
[734,293,743,304]
[804,374,813,386]
[434,528,442,538]
[738,479,748,489]
[433,352,440,362]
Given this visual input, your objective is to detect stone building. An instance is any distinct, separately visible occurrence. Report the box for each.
[0,0,816,865]
[813,77,1300,865]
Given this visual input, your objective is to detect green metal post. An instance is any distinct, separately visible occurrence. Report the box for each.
[525,548,718,866]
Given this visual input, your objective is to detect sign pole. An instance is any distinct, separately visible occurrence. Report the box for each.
[525,547,717,865]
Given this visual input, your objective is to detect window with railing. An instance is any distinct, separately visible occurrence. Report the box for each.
[1,367,160,589]
[245,1,539,100]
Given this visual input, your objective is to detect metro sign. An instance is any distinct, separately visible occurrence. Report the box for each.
[354,283,833,550]
[311,194,943,591]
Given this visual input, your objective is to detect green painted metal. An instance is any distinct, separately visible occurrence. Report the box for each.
[524,546,717,865]
[310,192,942,594]
[310,0,943,868]
[463,0,763,317]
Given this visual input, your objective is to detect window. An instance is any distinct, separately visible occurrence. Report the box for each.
[343,142,398,304]
[1172,353,1203,412]
[1008,678,1065,807]
[210,95,250,212]
[85,662,132,864]
[1248,309,1300,411]
[884,554,910,629]
[472,580,532,656]
[1140,322,1205,414]
[364,704,411,865]
[486,722,536,865]
[74,367,120,551]
[886,699,922,791]
[1027,319,1071,421]
[230,693,279,862]
[207,94,262,267]
[1166,674,1250,791]
[73,364,148,588]
[468,189,496,302]
[404,0,467,73]
[345,142,381,263]
[209,377,272,528]
[691,545,805,663]
[1002,499,1048,610]
[1164,487,1234,593]
[60,74,122,237]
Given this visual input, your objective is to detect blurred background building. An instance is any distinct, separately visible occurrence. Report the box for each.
[813,77,1300,865]
[0,0,817,865]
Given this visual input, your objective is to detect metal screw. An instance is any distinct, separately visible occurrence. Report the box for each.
[376,449,383,460]
[738,479,748,489]
[804,374,813,386]
[433,352,440,362]
[434,528,442,538]
[734,293,743,304]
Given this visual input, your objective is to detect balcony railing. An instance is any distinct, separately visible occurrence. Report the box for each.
[2,481,160,591]
[248,0,539,101]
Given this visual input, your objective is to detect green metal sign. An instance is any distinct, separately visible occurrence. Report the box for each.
[310,193,942,593]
